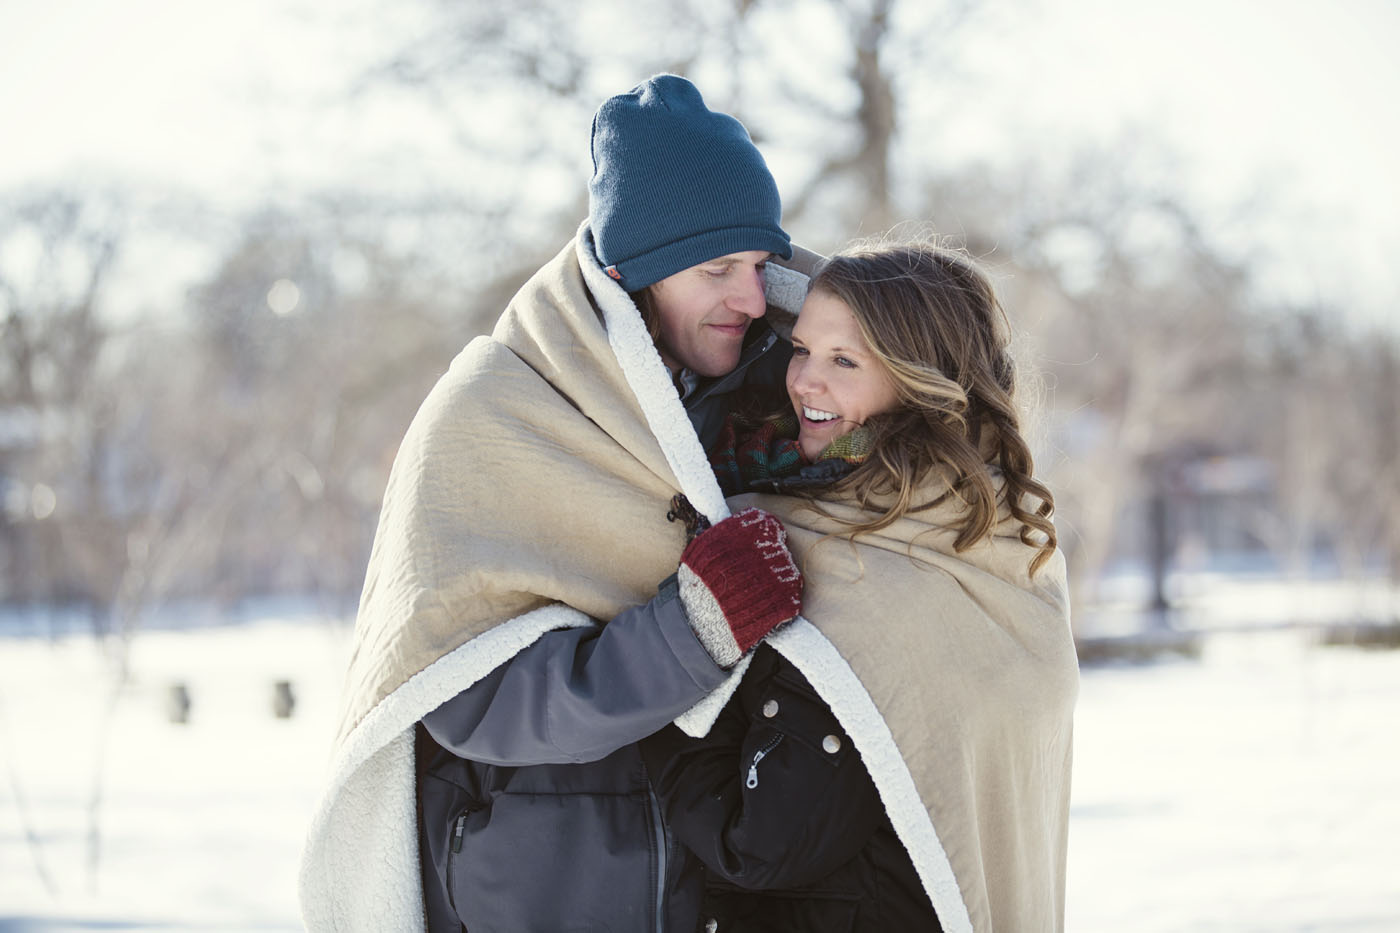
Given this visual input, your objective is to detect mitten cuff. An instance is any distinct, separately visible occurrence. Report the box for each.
[677,563,743,668]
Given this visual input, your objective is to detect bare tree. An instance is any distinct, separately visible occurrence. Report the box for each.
[1251,311,1400,584]
[0,192,122,621]
[905,149,1263,608]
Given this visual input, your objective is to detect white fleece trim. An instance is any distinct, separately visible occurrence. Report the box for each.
[574,220,821,736]
[576,221,755,736]
[575,222,730,525]
[299,605,595,932]
[770,619,975,933]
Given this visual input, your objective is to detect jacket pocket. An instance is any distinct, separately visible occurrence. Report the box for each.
[748,677,853,771]
[448,791,656,932]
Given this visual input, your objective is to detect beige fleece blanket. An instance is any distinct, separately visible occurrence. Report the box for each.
[298,223,1078,932]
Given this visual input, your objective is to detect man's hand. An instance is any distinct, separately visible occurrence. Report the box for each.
[676,508,803,667]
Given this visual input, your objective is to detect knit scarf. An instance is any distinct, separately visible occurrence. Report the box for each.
[710,411,872,495]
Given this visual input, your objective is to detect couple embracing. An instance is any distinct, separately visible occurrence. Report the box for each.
[300,74,1078,933]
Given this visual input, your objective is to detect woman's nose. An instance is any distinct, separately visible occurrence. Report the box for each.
[788,361,821,394]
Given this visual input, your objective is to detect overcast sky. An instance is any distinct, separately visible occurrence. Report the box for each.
[1,0,1396,328]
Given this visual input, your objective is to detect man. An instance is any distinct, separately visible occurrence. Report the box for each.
[299,75,817,932]
[412,75,819,931]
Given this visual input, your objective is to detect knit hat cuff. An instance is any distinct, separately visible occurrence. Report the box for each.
[606,226,794,291]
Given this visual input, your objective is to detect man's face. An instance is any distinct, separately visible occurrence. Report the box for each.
[648,250,771,377]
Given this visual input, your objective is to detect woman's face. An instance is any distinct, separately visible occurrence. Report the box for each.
[786,290,900,462]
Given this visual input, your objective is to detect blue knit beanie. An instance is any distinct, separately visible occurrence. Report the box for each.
[589,74,792,291]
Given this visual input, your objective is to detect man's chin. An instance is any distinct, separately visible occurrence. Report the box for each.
[686,353,743,379]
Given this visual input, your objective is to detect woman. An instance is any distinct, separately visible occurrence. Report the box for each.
[641,243,1065,932]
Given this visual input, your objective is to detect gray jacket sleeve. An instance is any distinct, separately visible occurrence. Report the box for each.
[421,579,728,766]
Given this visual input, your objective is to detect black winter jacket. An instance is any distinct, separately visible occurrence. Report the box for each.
[640,645,941,933]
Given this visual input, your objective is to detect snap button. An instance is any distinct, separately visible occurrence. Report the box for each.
[822,734,841,754]
[762,699,779,718]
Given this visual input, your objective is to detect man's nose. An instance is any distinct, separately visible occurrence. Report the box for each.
[728,266,767,318]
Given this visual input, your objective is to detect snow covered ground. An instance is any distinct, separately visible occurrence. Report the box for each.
[0,618,350,932]
[1068,631,1399,931]
[1,595,1398,931]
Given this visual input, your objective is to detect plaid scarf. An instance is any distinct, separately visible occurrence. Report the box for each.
[710,410,872,495]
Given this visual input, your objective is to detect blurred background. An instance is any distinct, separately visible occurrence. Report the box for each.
[1,0,1397,930]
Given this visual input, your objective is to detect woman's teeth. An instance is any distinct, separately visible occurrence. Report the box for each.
[803,406,839,422]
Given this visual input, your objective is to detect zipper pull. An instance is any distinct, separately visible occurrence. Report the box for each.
[745,736,783,789]
[451,813,466,853]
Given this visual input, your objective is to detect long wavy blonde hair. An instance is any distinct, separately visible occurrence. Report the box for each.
[807,243,1058,575]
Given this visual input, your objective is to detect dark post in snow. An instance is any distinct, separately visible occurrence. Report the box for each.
[1143,453,1177,627]
[272,680,296,719]
[166,683,191,724]
[1147,486,1171,614]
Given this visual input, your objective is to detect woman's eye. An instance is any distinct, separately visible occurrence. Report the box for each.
[791,346,809,357]
[836,356,856,369]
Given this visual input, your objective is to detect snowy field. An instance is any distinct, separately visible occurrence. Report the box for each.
[2,592,1398,932]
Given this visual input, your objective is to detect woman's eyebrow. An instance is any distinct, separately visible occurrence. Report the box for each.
[791,336,866,356]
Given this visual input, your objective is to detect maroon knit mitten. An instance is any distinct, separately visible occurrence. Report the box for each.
[677,508,803,667]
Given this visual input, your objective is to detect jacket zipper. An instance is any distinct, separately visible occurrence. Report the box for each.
[445,812,467,916]
[451,812,466,853]
[746,734,784,789]
[647,784,667,933]
[686,329,778,410]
